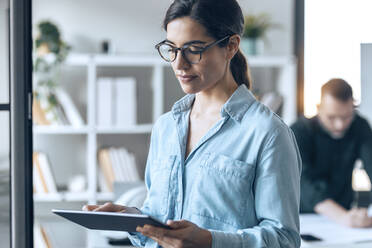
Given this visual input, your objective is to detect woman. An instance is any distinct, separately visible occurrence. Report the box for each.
[84,0,302,247]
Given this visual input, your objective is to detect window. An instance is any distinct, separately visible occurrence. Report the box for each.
[304,0,372,117]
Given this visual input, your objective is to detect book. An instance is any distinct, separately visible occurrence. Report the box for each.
[115,77,137,126]
[97,78,114,126]
[98,149,115,192]
[32,96,51,125]
[34,223,52,248]
[33,152,58,194]
[54,88,84,126]
[109,148,125,182]
[37,152,58,194]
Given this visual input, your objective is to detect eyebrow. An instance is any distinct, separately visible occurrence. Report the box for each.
[164,39,207,46]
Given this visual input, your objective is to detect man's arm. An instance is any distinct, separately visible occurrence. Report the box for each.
[315,199,372,227]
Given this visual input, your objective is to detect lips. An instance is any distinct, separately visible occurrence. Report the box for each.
[177,74,197,83]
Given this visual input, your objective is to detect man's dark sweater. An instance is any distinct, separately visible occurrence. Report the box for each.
[291,113,372,213]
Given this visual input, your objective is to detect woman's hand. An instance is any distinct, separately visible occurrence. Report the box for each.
[82,202,140,214]
[136,219,212,248]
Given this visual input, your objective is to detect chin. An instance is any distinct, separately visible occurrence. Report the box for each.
[179,83,202,95]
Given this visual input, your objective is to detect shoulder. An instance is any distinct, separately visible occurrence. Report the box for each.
[240,100,292,142]
[350,113,372,136]
[353,112,372,129]
[152,111,174,135]
[290,116,315,135]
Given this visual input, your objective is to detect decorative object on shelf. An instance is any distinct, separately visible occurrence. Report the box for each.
[67,174,87,193]
[97,77,137,127]
[101,39,116,54]
[241,13,278,56]
[33,21,84,126]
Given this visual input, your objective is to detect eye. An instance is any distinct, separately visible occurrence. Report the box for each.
[186,45,203,54]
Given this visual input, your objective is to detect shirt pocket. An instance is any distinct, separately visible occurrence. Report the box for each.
[146,155,176,216]
[190,152,255,226]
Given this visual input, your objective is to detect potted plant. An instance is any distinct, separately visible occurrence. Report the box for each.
[241,13,278,56]
[33,21,71,125]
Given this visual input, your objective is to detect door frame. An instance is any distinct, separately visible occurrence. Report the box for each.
[10,0,33,247]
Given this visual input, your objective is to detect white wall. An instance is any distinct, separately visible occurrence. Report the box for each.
[33,0,294,55]
[360,44,372,124]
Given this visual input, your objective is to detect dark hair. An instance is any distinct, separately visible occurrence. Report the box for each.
[163,0,252,89]
[321,78,353,102]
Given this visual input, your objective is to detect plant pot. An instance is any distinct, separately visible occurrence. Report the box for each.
[240,38,264,56]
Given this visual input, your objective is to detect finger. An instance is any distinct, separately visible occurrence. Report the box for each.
[137,228,180,248]
[94,202,124,212]
[82,205,99,211]
[167,219,191,229]
[138,225,166,240]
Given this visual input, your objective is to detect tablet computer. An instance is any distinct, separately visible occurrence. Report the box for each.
[52,209,170,232]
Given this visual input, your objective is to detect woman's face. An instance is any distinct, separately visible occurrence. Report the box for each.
[166,17,229,94]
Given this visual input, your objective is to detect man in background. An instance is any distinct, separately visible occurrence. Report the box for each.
[291,78,372,228]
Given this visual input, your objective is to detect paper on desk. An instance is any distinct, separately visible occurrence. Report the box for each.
[300,214,372,245]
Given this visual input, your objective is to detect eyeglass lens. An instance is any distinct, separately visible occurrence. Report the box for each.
[157,44,202,64]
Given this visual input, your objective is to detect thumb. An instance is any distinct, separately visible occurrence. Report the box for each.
[166,219,190,229]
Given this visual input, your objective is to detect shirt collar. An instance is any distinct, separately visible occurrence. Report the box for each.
[172,84,256,123]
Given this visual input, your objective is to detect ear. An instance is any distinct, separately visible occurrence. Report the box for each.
[226,34,240,60]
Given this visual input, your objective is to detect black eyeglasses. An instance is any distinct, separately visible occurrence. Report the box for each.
[155,35,230,64]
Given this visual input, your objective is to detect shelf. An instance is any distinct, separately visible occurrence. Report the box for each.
[96,124,153,134]
[64,191,91,202]
[34,192,91,202]
[34,193,63,202]
[64,53,296,68]
[33,126,90,134]
[65,53,168,67]
[64,53,91,66]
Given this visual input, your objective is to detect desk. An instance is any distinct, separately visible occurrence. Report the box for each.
[300,214,372,247]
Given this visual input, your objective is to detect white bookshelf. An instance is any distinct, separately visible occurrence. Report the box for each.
[33,53,297,248]
[33,53,297,203]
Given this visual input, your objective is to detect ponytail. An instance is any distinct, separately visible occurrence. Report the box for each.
[230,49,252,89]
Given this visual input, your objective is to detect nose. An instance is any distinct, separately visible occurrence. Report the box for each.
[172,51,190,70]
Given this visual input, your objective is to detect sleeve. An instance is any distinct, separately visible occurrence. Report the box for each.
[127,124,158,247]
[291,120,330,212]
[209,127,302,248]
[358,119,372,183]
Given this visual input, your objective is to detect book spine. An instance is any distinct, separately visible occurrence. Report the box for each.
[115,77,137,127]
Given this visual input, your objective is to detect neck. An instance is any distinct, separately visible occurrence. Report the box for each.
[192,70,238,116]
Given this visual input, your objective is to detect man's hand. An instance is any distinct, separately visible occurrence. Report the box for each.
[82,202,140,214]
[136,219,212,248]
[315,199,372,228]
[342,208,372,228]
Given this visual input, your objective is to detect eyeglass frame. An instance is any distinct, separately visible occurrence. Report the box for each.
[155,35,231,64]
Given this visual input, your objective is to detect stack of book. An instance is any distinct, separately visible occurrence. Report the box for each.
[33,87,84,126]
[98,147,140,192]
[96,77,137,127]
[33,152,58,195]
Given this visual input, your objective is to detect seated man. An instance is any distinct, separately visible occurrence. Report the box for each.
[291,78,372,228]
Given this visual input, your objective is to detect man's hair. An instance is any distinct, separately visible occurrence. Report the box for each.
[321,78,353,102]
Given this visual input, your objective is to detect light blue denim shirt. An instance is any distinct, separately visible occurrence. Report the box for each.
[129,84,302,248]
